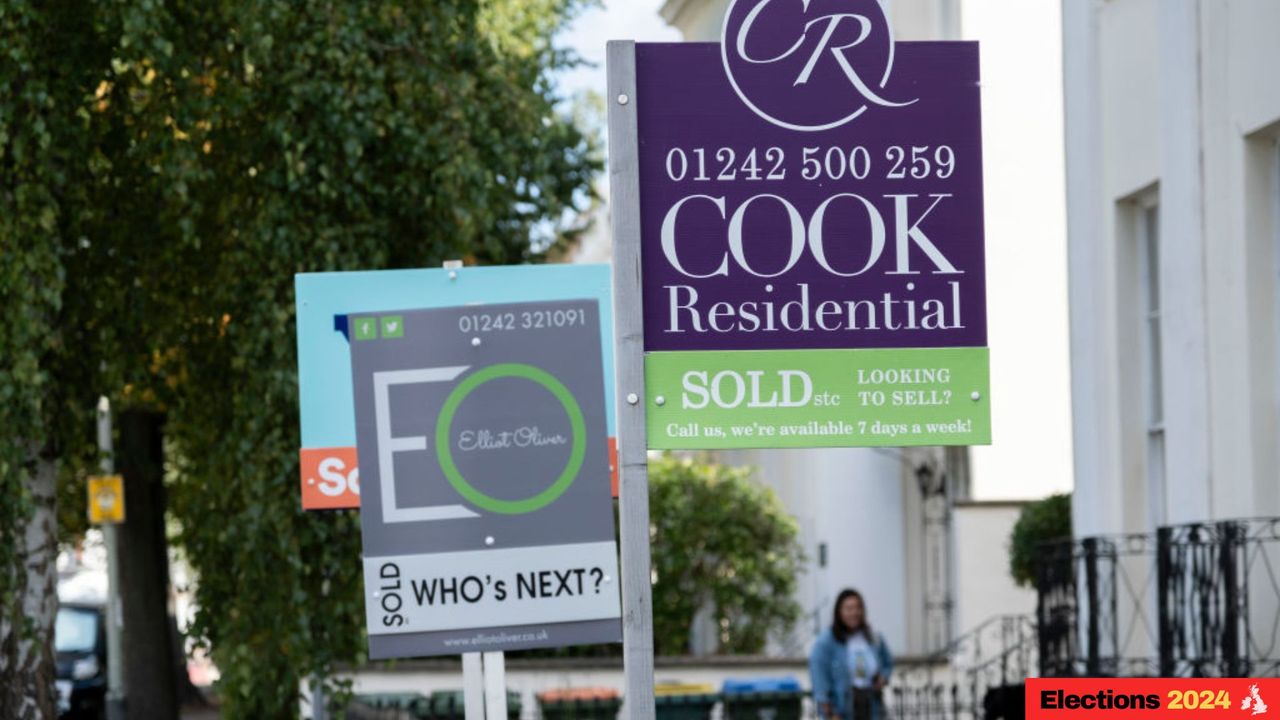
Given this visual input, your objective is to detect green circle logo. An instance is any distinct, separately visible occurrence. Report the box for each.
[435,363,585,515]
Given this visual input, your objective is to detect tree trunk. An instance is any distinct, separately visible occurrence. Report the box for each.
[0,445,59,719]
[117,411,180,719]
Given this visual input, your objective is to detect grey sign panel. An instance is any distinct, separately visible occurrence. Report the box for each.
[350,299,622,658]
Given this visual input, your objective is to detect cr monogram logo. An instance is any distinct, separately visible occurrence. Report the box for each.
[722,0,915,131]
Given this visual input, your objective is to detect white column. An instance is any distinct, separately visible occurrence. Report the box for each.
[1063,0,1123,536]
[1157,0,1214,526]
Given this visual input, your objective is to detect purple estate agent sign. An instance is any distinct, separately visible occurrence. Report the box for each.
[637,0,987,352]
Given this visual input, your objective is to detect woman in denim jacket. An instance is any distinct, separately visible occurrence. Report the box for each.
[809,589,894,720]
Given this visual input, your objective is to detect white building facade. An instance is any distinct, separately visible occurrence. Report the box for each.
[1060,0,1280,677]
[1065,0,1280,535]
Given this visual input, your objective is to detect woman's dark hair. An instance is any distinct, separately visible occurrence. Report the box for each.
[831,588,874,643]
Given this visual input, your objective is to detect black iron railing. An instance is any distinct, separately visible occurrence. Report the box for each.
[889,615,1037,720]
[1036,533,1159,677]
[886,514,1280,720]
[1158,518,1280,677]
[1035,517,1280,679]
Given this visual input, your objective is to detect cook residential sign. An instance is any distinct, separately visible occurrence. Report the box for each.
[631,0,991,448]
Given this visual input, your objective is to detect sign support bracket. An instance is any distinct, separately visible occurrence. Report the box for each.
[607,39,657,719]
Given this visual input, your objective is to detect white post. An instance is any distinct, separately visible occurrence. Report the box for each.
[97,397,127,720]
[463,652,485,720]
[606,40,657,719]
[482,651,507,720]
[310,676,327,720]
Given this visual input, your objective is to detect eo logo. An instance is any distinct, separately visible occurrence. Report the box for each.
[721,0,915,131]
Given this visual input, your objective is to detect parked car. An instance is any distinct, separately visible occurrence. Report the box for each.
[55,602,107,720]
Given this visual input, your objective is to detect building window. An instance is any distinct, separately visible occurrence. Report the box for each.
[1138,201,1165,526]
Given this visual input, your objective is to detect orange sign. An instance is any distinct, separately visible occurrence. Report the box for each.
[608,437,618,497]
[299,447,360,510]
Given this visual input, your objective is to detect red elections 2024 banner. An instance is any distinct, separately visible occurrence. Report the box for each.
[1027,678,1280,720]
[636,0,987,353]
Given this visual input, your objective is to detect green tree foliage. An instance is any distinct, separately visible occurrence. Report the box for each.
[1008,492,1072,587]
[0,3,108,715]
[1,0,598,716]
[648,455,805,656]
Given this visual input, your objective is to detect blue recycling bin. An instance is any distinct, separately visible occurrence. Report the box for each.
[721,677,805,720]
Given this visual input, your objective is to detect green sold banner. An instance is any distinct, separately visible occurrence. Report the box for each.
[645,347,990,449]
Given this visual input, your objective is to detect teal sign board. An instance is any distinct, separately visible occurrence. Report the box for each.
[295,265,617,509]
